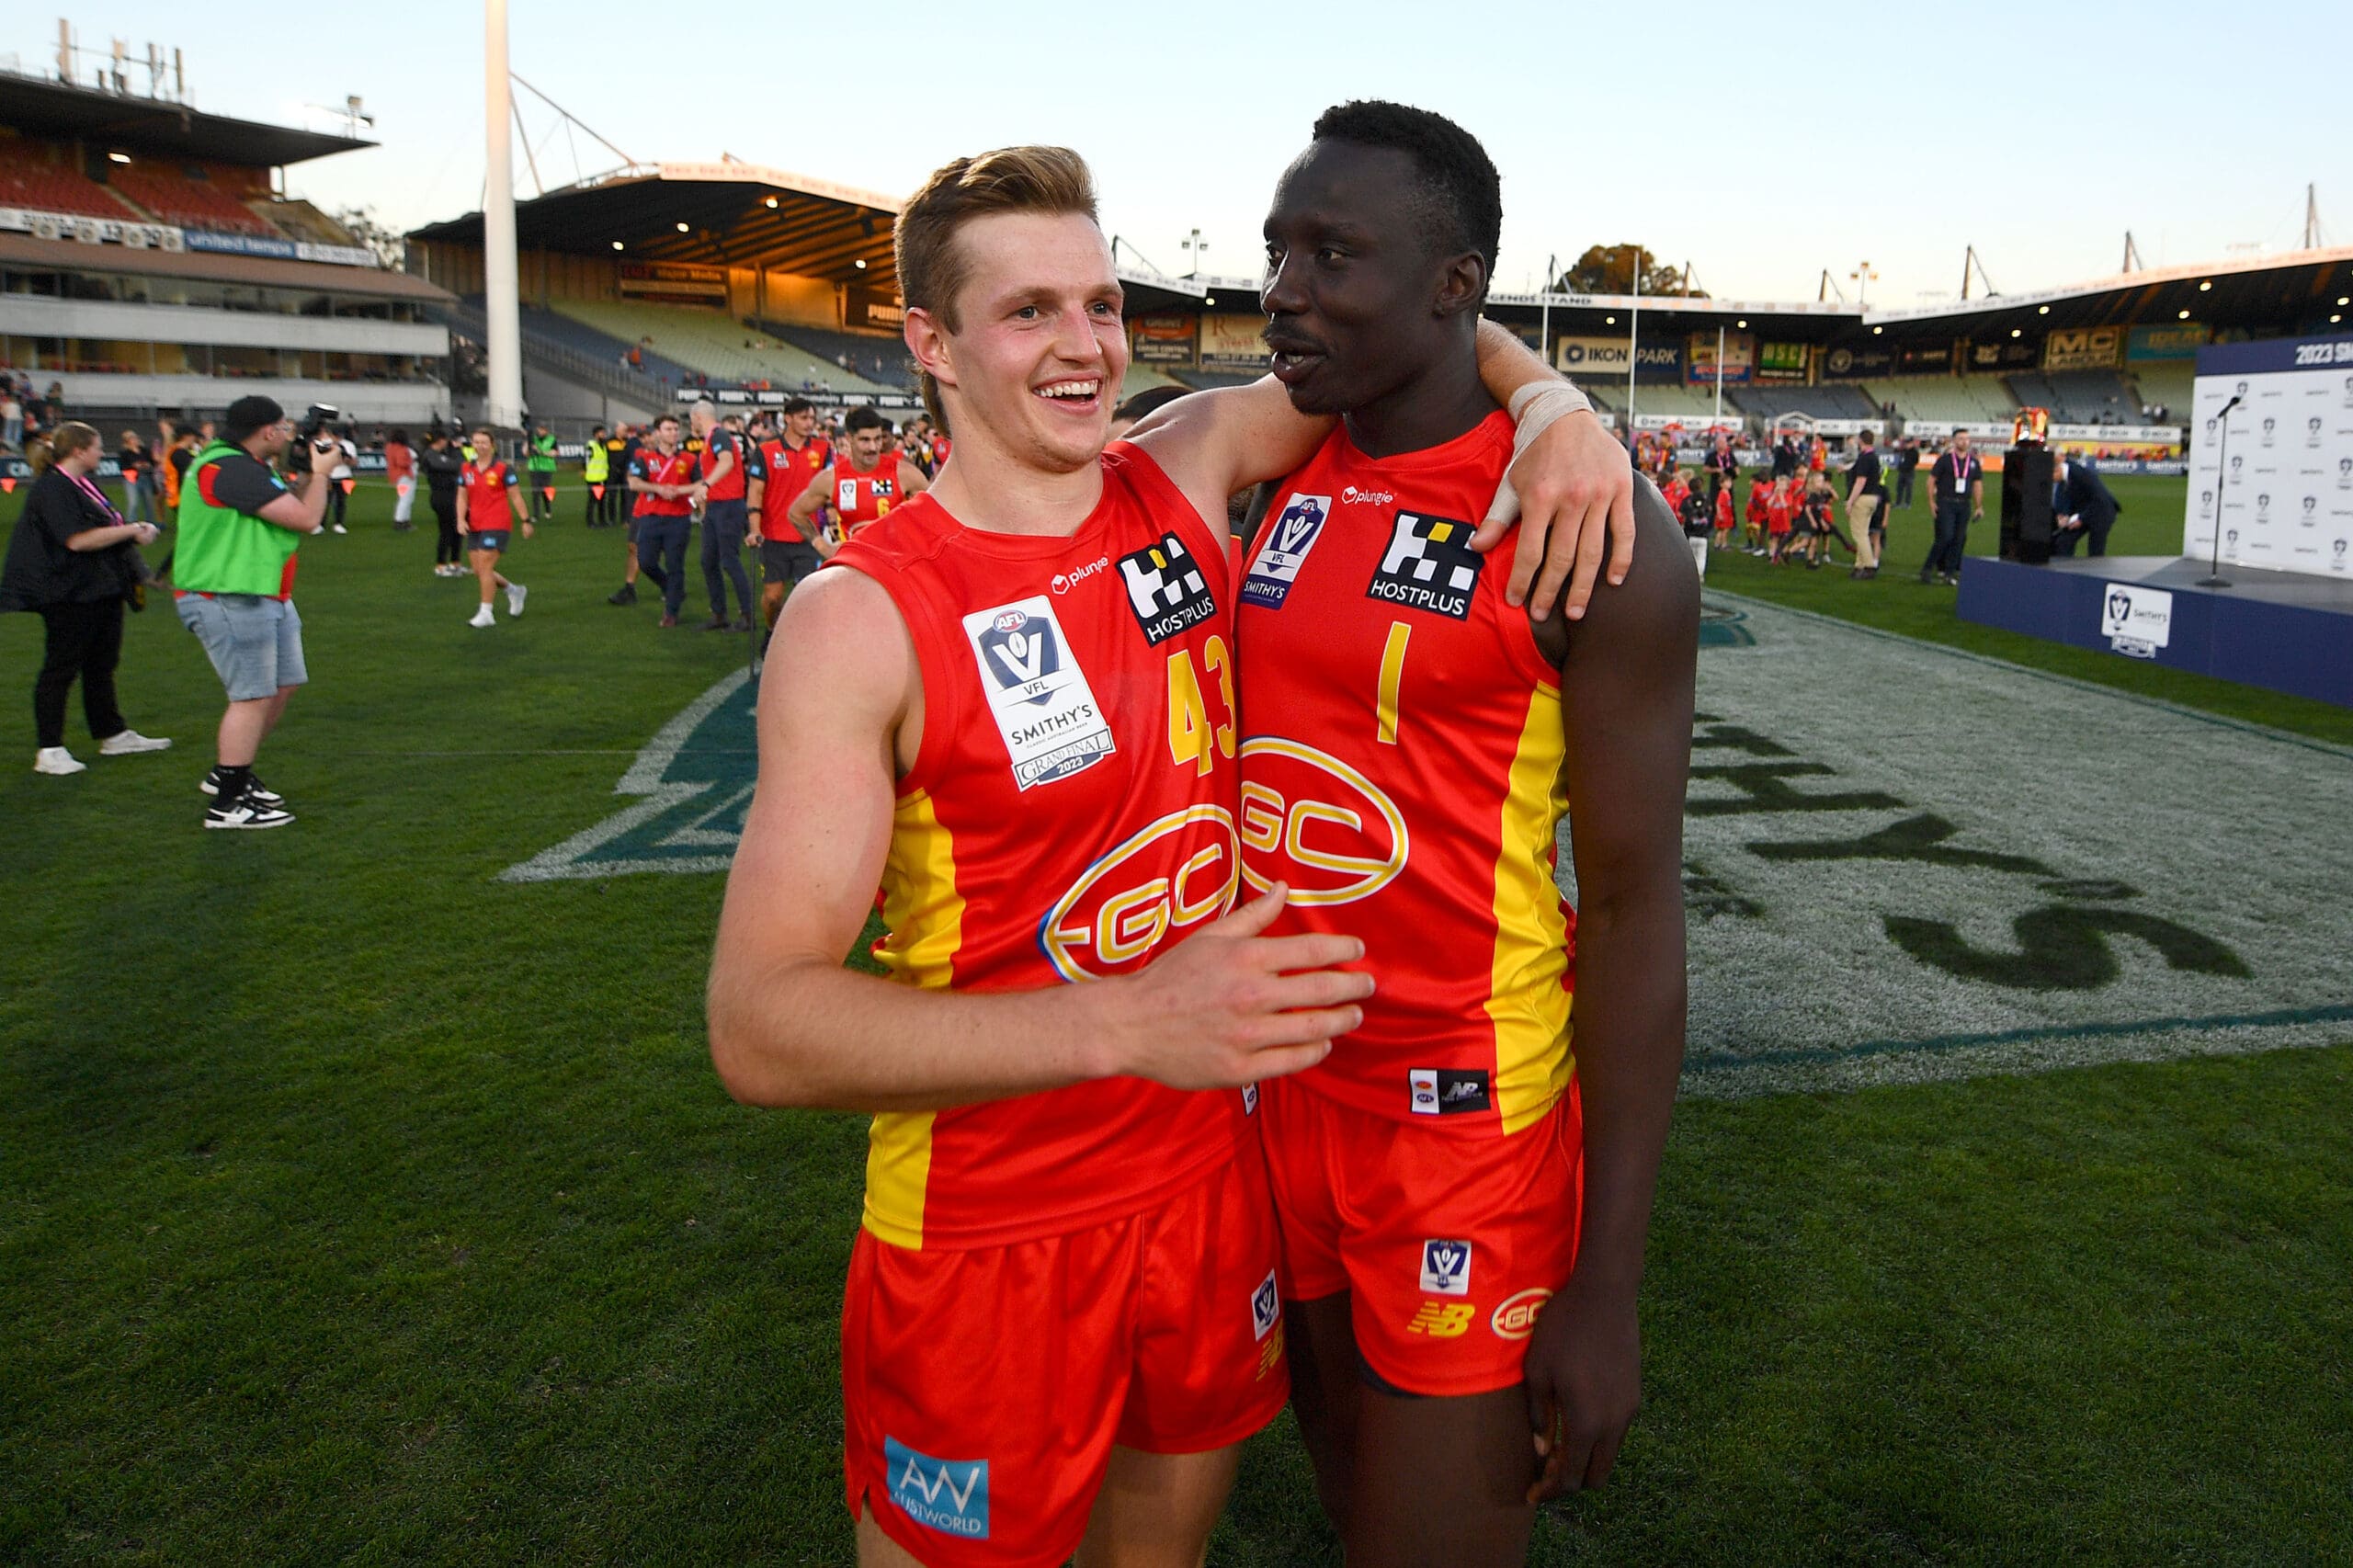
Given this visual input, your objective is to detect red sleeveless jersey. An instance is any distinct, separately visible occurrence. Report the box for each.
[1233,411,1574,1135]
[829,449,905,539]
[756,435,832,541]
[828,440,1249,1250]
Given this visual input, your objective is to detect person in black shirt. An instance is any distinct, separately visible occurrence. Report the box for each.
[419,432,466,575]
[1894,436,1921,507]
[2,422,171,773]
[1844,428,1889,578]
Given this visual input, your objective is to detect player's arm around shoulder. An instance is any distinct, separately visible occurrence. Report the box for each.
[1521,477,1697,1501]
[1125,376,1336,537]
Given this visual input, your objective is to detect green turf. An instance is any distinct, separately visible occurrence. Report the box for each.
[3,475,2349,1565]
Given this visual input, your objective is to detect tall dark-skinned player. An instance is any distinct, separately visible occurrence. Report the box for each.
[1235,101,1698,1565]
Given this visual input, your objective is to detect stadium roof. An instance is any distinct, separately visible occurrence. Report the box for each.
[1859,246,2353,337]
[0,71,369,167]
[409,162,906,291]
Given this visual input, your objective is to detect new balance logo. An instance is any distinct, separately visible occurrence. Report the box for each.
[1120,532,1218,645]
[884,1437,990,1540]
[1405,1301,1476,1338]
[1366,511,1483,620]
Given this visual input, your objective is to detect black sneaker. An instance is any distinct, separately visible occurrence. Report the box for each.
[205,795,295,830]
[199,767,285,809]
[608,583,637,606]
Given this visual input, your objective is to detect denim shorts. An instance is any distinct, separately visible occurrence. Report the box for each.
[176,593,308,702]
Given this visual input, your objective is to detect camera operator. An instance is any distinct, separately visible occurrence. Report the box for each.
[172,395,335,829]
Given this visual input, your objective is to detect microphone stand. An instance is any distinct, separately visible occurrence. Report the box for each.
[2200,393,2241,587]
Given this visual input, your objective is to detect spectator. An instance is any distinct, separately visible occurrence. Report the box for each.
[1895,435,1921,507]
[1922,431,1984,585]
[420,430,466,574]
[324,426,356,534]
[385,428,416,532]
[1,422,171,775]
[1772,429,1799,479]
[1844,428,1887,579]
[172,394,335,829]
[1,387,20,451]
[115,430,155,528]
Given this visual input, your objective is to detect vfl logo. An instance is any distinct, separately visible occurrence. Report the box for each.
[2256,494,2271,521]
[962,597,1116,790]
[1242,493,1330,609]
[1237,737,1410,907]
[1120,532,1218,645]
[2261,416,2276,448]
[1251,1268,1281,1342]
[1241,1082,1258,1116]
[2309,417,2325,447]
[1038,805,1238,981]
[885,1438,990,1540]
[1050,554,1110,597]
[1491,1287,1553,1341]
[2303,495,2319,525]
[2105,590,2131,627]
[2231,455,2244,479]
[1420,1239,1472,1297]
[2333,539,2348,571]
[2339,458,2353,489]
[1366,510,1483,620]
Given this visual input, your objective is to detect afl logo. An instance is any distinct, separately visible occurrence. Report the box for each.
[1236,737,1409,907]
[1040,805,1238,981]
[993,609,1028,634]
[1491,1287,1552,1341]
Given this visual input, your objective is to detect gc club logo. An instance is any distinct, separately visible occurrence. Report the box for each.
[1039,805,1238,982]
[1236,737,1410,906]
[1490,1287,1554,1341]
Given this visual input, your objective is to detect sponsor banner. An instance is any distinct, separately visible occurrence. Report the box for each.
[2042,325,2124,371]
[1902,419,2014,440]
[2129,323,2209,361]
[845,286,904,331]
[619,261,728,302]
[1555,335,1683,381]
[0,205,183,253]
[2097,584,2173,658]
[2183,335,2353,578]
[673,386,921,410]
[2049,423,2181,444]
[1896,342,1955,374]
[1197,312,1269,371]
[1129,313,1198,366]
[1687,331,1754,386]
[1631,413,1743,433]
[1822,344,1893,381]
[1756,341,1810,382]
[1966,339,2041,370]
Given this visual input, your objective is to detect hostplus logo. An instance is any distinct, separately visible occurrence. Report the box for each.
[1366,510,1483,620]
[1119,532,1217,645]
[884,1438,990,1540]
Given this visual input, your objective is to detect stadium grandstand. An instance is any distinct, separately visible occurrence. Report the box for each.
[0,48,451,429]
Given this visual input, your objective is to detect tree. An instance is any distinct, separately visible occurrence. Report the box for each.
[1556,244,1705,298]
[332,206,406,270]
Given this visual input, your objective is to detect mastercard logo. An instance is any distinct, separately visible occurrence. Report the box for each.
[1490,1287,1553,1341]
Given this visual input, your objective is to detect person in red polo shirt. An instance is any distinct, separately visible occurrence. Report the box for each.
[456,426,532,629]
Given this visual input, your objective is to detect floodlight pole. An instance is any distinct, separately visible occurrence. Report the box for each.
[482,0,524,437]
[1539,253,1554,376]
[1626,250,1641,435]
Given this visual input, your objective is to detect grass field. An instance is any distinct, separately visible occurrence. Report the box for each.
[4,471,2348,1565]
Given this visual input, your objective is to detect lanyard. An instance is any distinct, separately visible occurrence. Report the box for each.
[67,469,121,524]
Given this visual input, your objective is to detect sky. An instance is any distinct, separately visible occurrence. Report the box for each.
[17,0,2349,307]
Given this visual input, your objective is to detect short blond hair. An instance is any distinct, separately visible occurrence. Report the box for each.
[895,145,1099,428]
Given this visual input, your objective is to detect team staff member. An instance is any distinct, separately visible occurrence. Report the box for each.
[606,423,651,602]
[745,398,832,639]
[688,400,755,631]
[582,424,610,527]
[525,420,559,525]
[421,431,467,575]
[2051,449,2121,557]
[783,405,930,559]
[1922,430,1984,584]
[1844,426,1887,578]
[624,414,696,626]
[386,429,417,532]
[1,422,172,775]
[173,394,337,829]
[708,143,1631,1568]
[456,426,531,629]
[1236,103,1694,1564]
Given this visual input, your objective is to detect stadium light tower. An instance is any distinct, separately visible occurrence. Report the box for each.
[1850,260,1879,309]
[1181,228,1208,279]
[481,0,523,437]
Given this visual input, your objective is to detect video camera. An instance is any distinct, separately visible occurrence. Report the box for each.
[283,403,342,476]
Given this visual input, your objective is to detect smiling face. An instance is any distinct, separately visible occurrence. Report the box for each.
[1261,140,1484,418]
[911,210,1125,476]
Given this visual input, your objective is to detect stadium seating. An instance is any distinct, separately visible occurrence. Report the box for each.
[1868,374,2018,424]
[766,324,916,391]
[261,199,360,247]
[1733,384,1881,424]
[1620,383,1742,420]
[0,166,141,221]
[103,167,279,236]
[551,300,892,393]
[2129,362,2195,421]
[2040,369,2141,426]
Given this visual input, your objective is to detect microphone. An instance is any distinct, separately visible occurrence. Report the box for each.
[2218,393,2244,415]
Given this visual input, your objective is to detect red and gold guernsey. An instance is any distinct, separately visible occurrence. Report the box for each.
[1234,410,1574,1136]
[829,440,1250,1251]
[831,449,907,539]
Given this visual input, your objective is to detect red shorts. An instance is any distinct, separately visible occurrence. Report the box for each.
[842,1138,1287,1567]
[1261,1076,1580,1398]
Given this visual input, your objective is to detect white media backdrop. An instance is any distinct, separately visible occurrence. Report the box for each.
[2183,334,2353,579]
